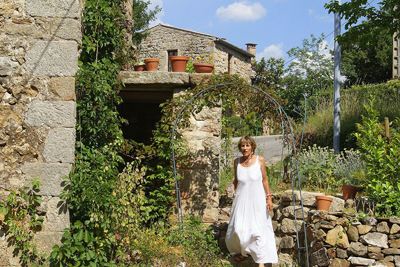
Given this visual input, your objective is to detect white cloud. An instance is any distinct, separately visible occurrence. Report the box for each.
[216,1,267,22]
[256,43,284,61]
[148,0,164,27]
[308,9,314,15]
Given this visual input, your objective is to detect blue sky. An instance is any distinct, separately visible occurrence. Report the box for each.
[148,0,338,63]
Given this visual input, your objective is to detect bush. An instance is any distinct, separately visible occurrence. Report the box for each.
[297,145,365,192]
[355,97,400,217]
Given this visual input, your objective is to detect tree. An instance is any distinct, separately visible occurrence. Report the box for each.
[341,27,392,88]
[280,34,334,118]
[325,0,400,47]
[252,57,286,91]
[132,0,161,46]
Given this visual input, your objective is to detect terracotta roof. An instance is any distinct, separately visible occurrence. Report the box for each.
[146,23,255,58]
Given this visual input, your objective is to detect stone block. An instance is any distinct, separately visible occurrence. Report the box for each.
[383,248,400,255]
[280,236,295,249]
[25,0,81,18]
[326,225,349,248]
[0,57,19,76]
[375,260,395,267]
[32,232,64,256]
[23,162,71,196]
[347,225,359,242]
[391,224,400,235]
[390,217,400,225]
[0,105,23,127]
[49,77,76,101]
[24,100,76,127]
[42,197,70,232]
[330,258,350,267]
[51,18,82,43]
[360,232,389,248]
[25,41,78,76]
[281,218,304,234]
[336,247,348,258]
[378,222,390,234]
[390,239,400,248]
[358,224,373,235]
[310,247,329,267]
[43,128,75,163]
[281,205,309,219]
[348,256,375,266]
[348,242,368,257]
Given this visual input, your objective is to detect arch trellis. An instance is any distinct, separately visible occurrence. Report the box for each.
[171,83,309,266]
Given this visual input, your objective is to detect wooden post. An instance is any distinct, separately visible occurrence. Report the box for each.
[385,117,390,140]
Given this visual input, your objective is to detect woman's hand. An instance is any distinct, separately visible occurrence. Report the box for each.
[267,197,273,212]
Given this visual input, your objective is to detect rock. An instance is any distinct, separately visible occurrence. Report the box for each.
[330,258,350,267]
[281,205,310,219]
[348,242,368,257]
[24,101,76,127]
[314,229,326,241]
[369,246,382,253]
[280,236,295,249]
[310,247,329,267]
[390,239,400,248]
[361,216,378,226]
[358,224,373,235]
[385,255,394,262]
[375,260,395,267]
[348,256,375,266]
[382,248,400,255]
[281,218,304,234]
[336,248,348,259]
[369,252,385,260]
[391,224,400,235]
[325,225,349,248]
[378,222,390,234]
[347,225,359,242]
[390,217,400,225]
[43,128,75,163]
[360,232,388,248]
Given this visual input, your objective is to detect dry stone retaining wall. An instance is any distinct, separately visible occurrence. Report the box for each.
[217,191,400,266]
[0,0,81,265]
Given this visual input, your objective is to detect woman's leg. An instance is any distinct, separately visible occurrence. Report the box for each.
[258,264,264,267]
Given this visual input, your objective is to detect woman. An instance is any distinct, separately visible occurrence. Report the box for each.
[225,135,278,266]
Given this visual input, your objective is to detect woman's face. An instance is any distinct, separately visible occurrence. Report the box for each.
[240,142,252,157]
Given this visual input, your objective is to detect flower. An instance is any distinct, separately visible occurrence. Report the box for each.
[194,54,214,65]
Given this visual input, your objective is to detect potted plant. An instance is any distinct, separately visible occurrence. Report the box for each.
[134,59,146,71]
[341,170,364,200]
[144,58,159,71]
[193,54,215,73]
[169,56,189,72]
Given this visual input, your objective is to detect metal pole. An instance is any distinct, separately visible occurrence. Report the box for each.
[333,0,341,154]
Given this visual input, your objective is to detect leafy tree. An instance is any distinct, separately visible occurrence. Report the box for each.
[325,0,400,46]
[280,34,334,118]
[252,57,286,91]
[132,0,161,46]
[341,27,392,88]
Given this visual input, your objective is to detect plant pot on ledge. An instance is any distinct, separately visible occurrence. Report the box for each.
[144,58,159,71]
[315,196,333,211]
[169,56,189,72]
[193,63,214,73]
[134,64,146,71]
[342,185,358,200]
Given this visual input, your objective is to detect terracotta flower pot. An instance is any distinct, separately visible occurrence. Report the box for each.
[193,63,214,73]
[169,56,189,72]
[342,185,358,200]
[315,196,333,211]
[144,58,159,71]
[134,64,146,71]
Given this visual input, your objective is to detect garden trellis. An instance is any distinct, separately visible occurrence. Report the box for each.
[170,83,310,266]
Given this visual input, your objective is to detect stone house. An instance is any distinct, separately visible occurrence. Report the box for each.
[138,23,256,81]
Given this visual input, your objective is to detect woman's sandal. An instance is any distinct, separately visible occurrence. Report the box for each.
[234,254,246,262]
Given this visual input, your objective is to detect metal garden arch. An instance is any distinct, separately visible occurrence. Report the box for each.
[171,83,309,266]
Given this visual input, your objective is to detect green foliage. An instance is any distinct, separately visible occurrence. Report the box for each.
[0,179,46,266]
[297,145,365,192]
[252,57,285,90]
[299,80,400,150]
[325,0,400,47]
[280,34,334,119]
[341,28,392,88]
[355,97,400,217]
[185,57,195,73]
[132,0,161,46]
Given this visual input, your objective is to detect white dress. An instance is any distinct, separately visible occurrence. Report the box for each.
[225,156,278,264]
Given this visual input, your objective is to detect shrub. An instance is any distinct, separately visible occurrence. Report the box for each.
[355,97,400,217]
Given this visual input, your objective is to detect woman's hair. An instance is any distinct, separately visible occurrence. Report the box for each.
[237,135,257,154]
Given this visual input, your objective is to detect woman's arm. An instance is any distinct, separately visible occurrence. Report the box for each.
[259,156,273,211]
[233,157,239,190]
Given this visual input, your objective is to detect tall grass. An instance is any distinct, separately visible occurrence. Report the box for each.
[299,80,400,149]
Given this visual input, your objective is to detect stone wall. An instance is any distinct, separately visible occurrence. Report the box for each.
[0,0,81,264]
[139,24,253,81]
[218,191,400,266]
